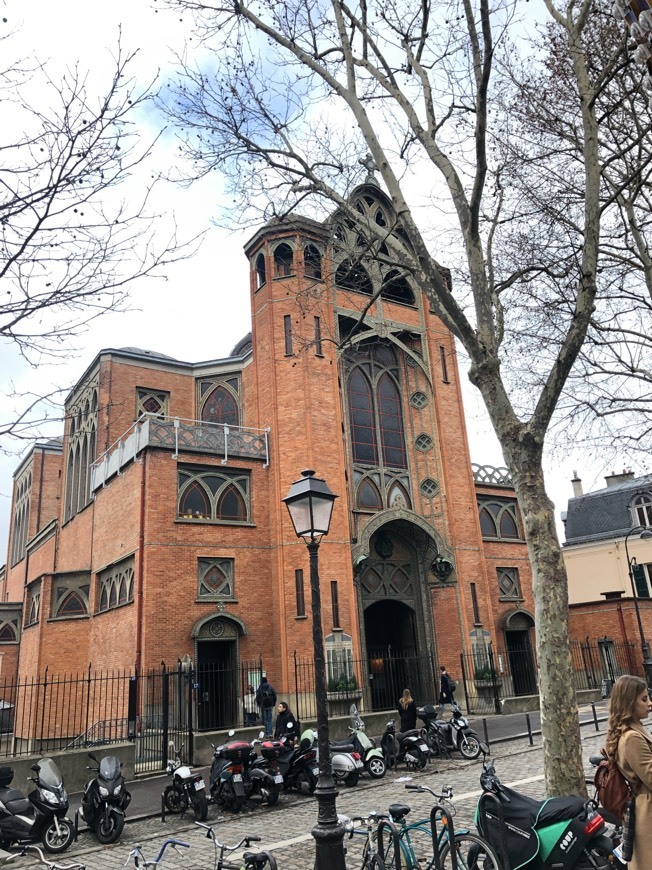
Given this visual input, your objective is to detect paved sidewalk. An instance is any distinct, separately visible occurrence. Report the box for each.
[27,724,617,870]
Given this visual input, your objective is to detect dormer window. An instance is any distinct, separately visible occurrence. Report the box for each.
[274,243,294,277]
[255,252,266,288]
[632,493,652,528]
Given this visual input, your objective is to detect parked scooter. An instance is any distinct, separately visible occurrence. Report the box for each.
[301,727,364,787]
[380,720,429,770]
[163,742,208,821]
[417,701,483,760]
[346,705,386,778]
[475,754,618,869]
[247,733,283,806]
[79,751,131,843]
[0,758,74,854]
[264,726,319,795]
[209,732,250,813]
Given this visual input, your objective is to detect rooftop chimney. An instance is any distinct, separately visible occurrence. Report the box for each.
[571,471,583,498]
[604,469,635,488]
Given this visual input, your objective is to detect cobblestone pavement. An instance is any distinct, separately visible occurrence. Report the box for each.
[10,728,617,870]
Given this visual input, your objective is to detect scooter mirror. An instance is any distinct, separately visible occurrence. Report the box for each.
[228,729,235,737]
[479,742,490,756]
[259,731,265,739]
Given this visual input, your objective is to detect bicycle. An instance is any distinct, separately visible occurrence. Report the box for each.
[1,845,85,870]
[356,783,502,869]
[124,838,190,869]
[340,811,391,869]
[195,822,278,870]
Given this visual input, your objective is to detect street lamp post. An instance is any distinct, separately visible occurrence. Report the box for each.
[624,525,652,688]
[283,469,346,870]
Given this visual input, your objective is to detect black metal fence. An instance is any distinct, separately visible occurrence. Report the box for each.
[0,638,638,768]
[458,638,641,715]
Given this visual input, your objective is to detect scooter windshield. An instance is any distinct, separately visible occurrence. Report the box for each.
[99,756,121,781]
[36,757,63,789]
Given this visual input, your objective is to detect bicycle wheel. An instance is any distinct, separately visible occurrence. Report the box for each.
[438,832,501,870]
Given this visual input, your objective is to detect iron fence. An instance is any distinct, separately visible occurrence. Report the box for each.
[0,638,639,768]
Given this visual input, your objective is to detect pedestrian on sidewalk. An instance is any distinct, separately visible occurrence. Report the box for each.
[607,674,652,870]
[397,689,417,732]
[439,665,456,709]
[256,676,277,737]
[244,685,258,726]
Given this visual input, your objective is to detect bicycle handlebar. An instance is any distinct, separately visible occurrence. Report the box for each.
[194,823,261,851]
[8,845,86,870]
[405,783,454,800]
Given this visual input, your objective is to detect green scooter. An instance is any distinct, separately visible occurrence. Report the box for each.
[346,704,387,778]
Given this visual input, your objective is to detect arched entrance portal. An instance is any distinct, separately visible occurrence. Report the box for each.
[192,614,246,729]
[356,517,449,709]
[502,610,537,696]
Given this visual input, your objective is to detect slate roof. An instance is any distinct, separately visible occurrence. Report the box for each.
[563,473,652,546]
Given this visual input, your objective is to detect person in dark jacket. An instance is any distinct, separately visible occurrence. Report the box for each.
[274,701,300,741]
[439,665,455,709]
[397,689,417,732]
[256,677,277,737]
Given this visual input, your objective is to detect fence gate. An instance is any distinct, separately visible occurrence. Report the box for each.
[133,663,193,773]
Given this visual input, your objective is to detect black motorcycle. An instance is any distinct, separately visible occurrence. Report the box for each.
[380,720,429,769]
[0,758,74,854]
[418,702,484,760]
[475,755,619,869]
[163,742,208,821]
[259,732,319,796]
[80,752,131,844]
[209,735,250,813]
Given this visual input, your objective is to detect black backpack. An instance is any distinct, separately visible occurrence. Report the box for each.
[260,685,275,708]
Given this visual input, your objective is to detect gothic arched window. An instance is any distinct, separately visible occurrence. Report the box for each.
[255,252,266,288]
[274,243,294,277]
[478,499,521,540]
[304,245,322,279]
[201,384,239,427]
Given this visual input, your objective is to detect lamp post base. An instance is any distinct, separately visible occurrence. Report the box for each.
[312,775,346,870]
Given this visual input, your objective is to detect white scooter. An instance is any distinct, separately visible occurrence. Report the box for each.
[346,704,386,778]
[301,727,364,787]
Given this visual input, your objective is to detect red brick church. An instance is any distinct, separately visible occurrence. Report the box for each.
[1,184,537,726]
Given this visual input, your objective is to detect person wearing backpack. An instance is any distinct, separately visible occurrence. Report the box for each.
[605,674,652,869]
[438,665,456,709]
[256,677,277,737]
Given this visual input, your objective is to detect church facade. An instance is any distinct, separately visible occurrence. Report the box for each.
[1,185,536,725]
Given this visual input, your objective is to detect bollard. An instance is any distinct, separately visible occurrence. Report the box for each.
[161,791,167,822]
[525,712,533,746]
[591,702,599,731]
[482,718,490,747]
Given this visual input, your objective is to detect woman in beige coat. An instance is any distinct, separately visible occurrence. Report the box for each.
[606,674,652,870]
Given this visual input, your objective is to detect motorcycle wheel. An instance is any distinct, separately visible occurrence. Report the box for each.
[265,783,282,806]
[191,790,209,821]
[163,784,188,814]
[367,756,387,779]
[458,734,482,760]
[418,751,428,769]
[439,832,501,869]
[221,779,244,813]
[96,810,124,845]
[42,819,74,854]
[344,770,359,787]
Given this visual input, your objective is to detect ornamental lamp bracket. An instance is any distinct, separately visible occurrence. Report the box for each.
[431,555,454,582]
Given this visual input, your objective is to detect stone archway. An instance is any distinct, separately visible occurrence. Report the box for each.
[192,614,246,729]
[355,515,448,708]
[501,609,537,696]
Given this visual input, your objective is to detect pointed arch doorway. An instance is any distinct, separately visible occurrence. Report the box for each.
[356,517,446,709]
[192,613,246,729]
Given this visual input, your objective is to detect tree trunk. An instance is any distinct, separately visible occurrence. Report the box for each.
[504,438,587,797]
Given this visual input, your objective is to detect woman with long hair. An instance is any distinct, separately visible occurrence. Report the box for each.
[606,674,652,869]
[398,688,417,732]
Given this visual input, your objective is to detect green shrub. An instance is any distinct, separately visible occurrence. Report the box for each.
[474,664,497,681]
[328,673,358,692]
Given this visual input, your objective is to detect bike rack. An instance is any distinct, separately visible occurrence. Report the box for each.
[377,818,403,870]
[477,792,512,870]
[429,803,457,870]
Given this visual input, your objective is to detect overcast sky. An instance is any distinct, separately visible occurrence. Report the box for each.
[0,0,640,562]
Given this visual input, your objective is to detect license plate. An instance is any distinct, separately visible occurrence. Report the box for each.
[312,767,319,776]
[355,759,364,768]
[232,774,242,782]
[194,780,205,790]
[273,775,283,783]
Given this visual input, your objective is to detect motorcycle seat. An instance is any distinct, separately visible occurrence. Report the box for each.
[0,790,31,814]
[388,803,411,821]
[329,742,355,753]
[396,730,419,742]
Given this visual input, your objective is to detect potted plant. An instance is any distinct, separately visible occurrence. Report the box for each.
[326,673,362,715]
[473,664,501,687]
